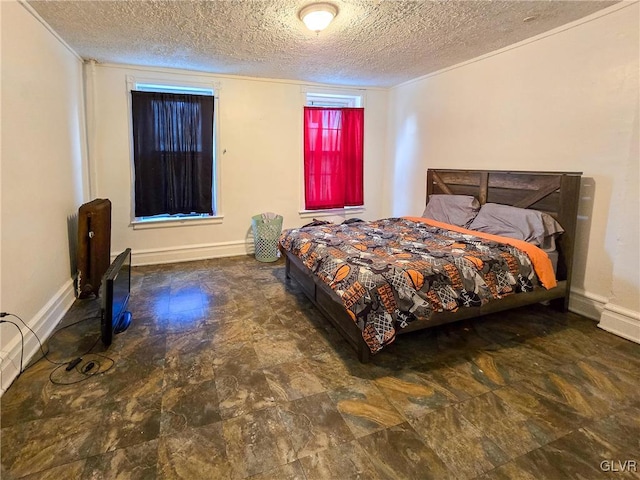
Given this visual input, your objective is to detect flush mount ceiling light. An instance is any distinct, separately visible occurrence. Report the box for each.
[299,3,338,33]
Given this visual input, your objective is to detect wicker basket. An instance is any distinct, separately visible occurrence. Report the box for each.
[251,214,283,262]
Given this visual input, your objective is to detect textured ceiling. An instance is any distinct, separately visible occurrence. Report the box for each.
[27,0,618,88]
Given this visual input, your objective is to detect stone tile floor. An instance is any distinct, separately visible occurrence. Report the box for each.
[1,256,639,479]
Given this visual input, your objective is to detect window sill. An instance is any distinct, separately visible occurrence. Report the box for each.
[298,206,365,219]
[131,214,224,230]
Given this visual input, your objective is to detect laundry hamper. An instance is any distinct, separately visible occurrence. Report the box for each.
[251,214,283,262]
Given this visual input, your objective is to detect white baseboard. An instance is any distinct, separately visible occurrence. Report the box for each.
[598,303,640,344]
[0,279,76,395]
[130,240,254,266]
[569,287,640,344]
[568,287,607,321]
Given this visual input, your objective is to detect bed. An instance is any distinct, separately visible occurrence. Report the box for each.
[280,169,582,362]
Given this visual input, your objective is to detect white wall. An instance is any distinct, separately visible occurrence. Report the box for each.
[0,1,88,391]
[89,64,388,265]
[385,3,640,341]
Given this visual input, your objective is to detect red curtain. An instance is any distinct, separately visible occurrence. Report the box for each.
[304,107,364,210]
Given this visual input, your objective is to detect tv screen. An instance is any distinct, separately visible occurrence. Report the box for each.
[101,248,132,346]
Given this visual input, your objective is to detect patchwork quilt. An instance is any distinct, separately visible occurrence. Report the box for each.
[280,218,550,354]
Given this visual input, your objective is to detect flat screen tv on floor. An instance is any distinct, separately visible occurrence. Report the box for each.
[101,248,132,346]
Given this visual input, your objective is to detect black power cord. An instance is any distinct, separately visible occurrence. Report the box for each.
[0,311,115,385]
[48,353,115,386]
[0,319,24,374]
[2,312,66,367]
[2,312,95,366]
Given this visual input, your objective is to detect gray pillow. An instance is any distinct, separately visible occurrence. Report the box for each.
[467,203,564,248]
[422,194,480,228]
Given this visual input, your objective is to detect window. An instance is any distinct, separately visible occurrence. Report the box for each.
[131,84,216,219]
[304,93,364,210]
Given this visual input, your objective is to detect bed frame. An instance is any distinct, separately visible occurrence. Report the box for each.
[284,169,582,362]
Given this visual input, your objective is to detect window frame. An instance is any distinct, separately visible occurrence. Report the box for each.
[126,75,223,229]
[300,87,365,218]
[306,93,362,108]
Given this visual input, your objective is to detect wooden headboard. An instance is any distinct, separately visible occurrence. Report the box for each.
[426,169,582,291]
